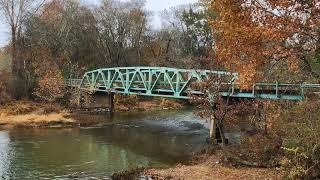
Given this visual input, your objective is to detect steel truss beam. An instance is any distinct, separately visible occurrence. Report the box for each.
[66,67,320,101]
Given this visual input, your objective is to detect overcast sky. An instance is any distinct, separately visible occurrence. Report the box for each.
[0,0,197,48]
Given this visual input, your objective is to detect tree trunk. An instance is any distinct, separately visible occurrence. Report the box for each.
[209,114,216,140]
[218,122,227,146]
[165,38,172,62]
[11,25,22,98]
[11,26,18,75]
[11,25,26,98]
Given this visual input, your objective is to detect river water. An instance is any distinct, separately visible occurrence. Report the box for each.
[0,109,210,179]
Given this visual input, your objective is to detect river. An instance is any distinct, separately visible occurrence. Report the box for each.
[0,109,212,179]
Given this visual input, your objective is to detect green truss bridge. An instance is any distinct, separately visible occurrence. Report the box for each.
[66,67,320,101]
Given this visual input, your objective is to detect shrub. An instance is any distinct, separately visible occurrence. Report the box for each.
[225,133,282,168]
[0,72,11,104]
[33,70,65,104]
[278,99,320,179]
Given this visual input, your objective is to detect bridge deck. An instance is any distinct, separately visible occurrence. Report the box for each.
[66,67,320,101]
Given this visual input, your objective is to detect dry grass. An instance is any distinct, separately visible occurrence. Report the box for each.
[0,101,75,128]
[0,112,75,128]
[0,98,183,128]
[144,153,282,180]
[145,164,281,180]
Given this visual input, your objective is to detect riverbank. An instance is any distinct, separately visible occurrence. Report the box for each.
[0,99,185,129]
[0,101,75,129]
[137,149,282,180]
[111,151,282,180]
[143,155,281,179]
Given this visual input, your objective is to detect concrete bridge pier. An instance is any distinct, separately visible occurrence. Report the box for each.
[83,92,115,114]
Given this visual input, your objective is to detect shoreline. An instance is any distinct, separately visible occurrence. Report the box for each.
[112,148,282,180]
[0,99,185,130]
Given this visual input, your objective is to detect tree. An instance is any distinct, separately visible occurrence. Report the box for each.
[156,3,215,67]
[0,0,45,81]
[180,3,214,57]
[210,0,320,88]
[33,68,64,104]
[95,0,149,67]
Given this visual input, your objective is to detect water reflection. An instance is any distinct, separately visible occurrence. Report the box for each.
[0,110,208,179]
[0,131,12,179]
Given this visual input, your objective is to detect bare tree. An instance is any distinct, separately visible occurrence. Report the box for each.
[0,0,45,78]
[95,0,148,67]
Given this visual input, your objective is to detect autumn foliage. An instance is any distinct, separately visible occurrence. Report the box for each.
[210,0,320,88]
[34,70,64,103]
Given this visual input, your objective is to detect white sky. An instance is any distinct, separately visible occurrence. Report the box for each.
[0,0,197,48]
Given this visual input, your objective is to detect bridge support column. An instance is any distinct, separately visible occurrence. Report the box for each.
[81,92,115,114]
[108,93,115,114]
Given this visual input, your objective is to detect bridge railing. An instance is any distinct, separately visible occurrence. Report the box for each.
[233,82,320,100]
[65,67,320,101]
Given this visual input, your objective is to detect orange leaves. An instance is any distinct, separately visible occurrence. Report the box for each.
[30,46,66,102]
[34,69,64,102]
[39,0,63,29]
[210,1,265,86]
[237,63,258,89]
[261,101,282,131]
[287,54,300,72]
[209,0,315,87]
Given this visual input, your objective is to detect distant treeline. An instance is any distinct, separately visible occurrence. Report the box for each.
[0,0,214,98]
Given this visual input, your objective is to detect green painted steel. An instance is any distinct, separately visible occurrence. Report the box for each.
[66,67,320,101]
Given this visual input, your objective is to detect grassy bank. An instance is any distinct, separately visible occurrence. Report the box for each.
[0,98,185,129]
[111,149,282,180]
[0,101,76,129]
[141,148,282,180]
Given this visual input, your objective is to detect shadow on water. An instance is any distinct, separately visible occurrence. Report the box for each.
[0,109,209,179]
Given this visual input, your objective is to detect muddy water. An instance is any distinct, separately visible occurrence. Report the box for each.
[0,109,210,179]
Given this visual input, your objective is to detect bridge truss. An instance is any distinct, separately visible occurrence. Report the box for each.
[66,67,320,101]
